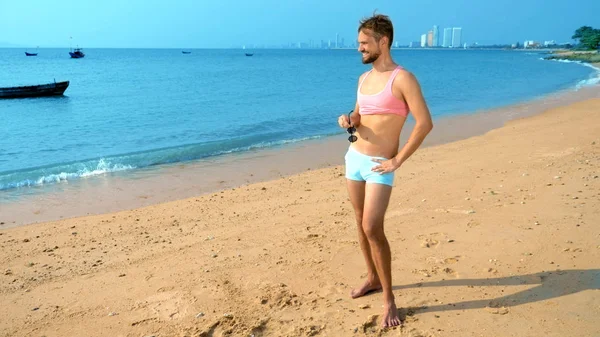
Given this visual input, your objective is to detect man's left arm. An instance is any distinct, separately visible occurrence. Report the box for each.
[392,71,433,168]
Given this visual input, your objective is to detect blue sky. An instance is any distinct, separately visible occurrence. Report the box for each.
[1,0,598,48]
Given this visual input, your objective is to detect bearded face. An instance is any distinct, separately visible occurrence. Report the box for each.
[358,30,384,64]
[361,47,381,64]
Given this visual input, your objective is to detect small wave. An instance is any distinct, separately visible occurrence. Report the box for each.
[0,135,325,192]
[575,76,600,89]
[548,58,578,64]
[575,62,600,89]
[540,57,581,63]
[546,58,600,70]
[545,58,600,89]
[194,135,325,156]
[0,159,135,190]
[580,62,600,71]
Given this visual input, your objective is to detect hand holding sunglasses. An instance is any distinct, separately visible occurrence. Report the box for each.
[347,119,357,143]
[338,109,358,143]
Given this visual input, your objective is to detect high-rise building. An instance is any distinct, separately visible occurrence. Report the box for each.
[443,28,452,47]
[420,34,427,47]
[427,30,433,47]
[452,28,462,48]
[433,25,440,47]
[524,40,540,48]
[335,33,339,48]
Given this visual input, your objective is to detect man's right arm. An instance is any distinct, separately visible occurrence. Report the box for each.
[349,73,367,127]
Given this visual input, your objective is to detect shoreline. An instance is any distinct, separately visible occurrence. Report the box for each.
[2,79,600,229]
[545,50,600,64]
[1,91,599,336]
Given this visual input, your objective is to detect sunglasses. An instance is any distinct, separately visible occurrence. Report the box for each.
[346,109,357,143]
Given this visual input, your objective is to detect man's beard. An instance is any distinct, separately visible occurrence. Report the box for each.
[362,51,381,64]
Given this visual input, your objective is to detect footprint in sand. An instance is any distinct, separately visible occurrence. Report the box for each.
[198,320,220,337]
[420,238,439,248]
[467,220,480,228]
[486,306,509,315]
[249,318,270,336]
[385,208,417,219]
[443,257,460,264]
[356,314,379,334]
[442,267,457,276]
[416,258,460,277]
[425,256,460,265]
[417,233,448,248]
[406,328,435,337]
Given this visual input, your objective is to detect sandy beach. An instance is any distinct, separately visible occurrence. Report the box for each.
[2,87,600,337]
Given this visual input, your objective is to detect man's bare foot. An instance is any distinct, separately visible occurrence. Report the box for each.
[350,280,382,299]
[382,301,401,328]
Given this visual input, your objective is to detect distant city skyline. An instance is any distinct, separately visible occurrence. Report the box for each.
[0,28,580,50]
[0,0,598,48]
[452,28,463,48]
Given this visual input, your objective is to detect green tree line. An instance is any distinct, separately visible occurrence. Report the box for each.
[572,26,600,50]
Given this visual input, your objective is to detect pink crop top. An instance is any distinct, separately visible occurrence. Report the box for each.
[357,66,409,117]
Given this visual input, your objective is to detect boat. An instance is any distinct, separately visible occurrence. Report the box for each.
[182,50,192,54]
[242,45,253,56]
[69,47,85,58]
[25,46,39,56]
[0,81,70,99]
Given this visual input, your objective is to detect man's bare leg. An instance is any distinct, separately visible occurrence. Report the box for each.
[346,179,382,298]
[362,183,401,327]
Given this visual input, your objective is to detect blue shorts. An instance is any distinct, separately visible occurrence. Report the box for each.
[344,146,394,186]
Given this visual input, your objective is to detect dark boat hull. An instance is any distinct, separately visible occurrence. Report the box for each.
[25,52,38,56]
[0,81,70,99]
[69,52,85,58]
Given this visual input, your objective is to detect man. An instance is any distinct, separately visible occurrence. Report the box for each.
[337,14,433,328]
